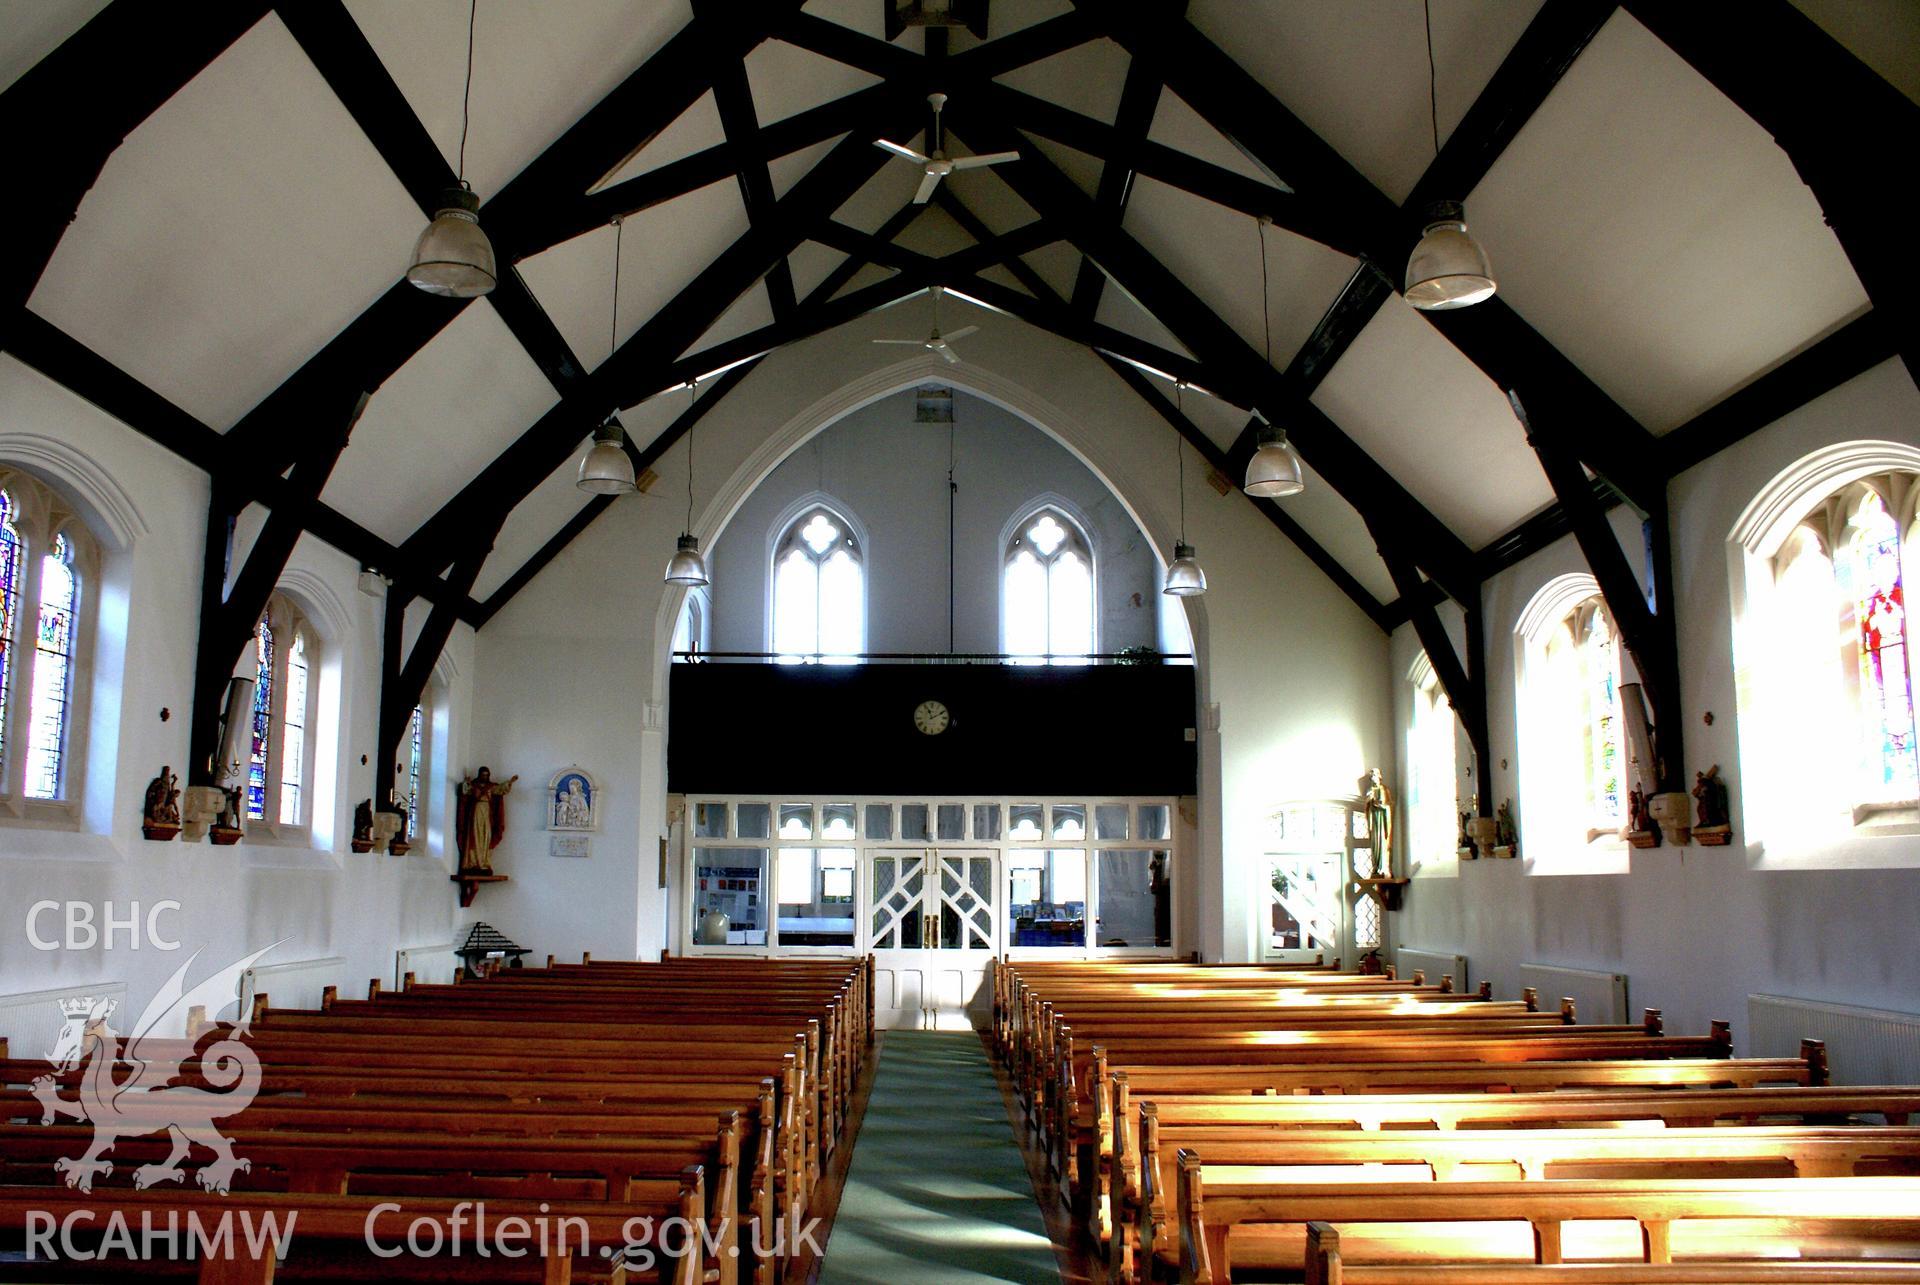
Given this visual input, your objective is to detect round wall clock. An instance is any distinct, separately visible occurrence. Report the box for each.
[912,700,951,735]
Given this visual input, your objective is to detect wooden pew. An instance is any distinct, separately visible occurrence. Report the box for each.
[1172,1162,1920,1284]
[1117,1124,1920,1282]
[1303,1222,1920,1284]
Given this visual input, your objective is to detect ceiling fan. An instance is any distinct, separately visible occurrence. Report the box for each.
[873,286,978,364]
[874,92,1020,204]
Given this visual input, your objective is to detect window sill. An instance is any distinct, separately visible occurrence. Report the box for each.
[0,796,82,830]
[1852,801,1920,832]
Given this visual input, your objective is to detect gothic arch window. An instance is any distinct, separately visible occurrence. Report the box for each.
[1516,577,1629,865]
[248,592,321,833]
[1754,473,1918,823]
[0,466,99,820]
[1003,504,1094,664]
[1406,655,1458,871]
[771,504,865,662]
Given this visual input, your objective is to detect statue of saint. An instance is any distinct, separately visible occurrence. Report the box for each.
[456,767,518,873]
[1693,765,1729,829]
[1362,769,1393,875]
[144,766,180,826]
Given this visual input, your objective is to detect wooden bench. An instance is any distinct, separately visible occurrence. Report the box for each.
[1303,1223,1920,1284]
[1171,1163,1920,1284]
[1116,1125,1920,1282]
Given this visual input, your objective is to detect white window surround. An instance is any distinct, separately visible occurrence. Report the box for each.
[245,590,327,847]
[1728,439,1920,869]
[1405,652,1461,879]
[0,465,100,830]
[1513,572,1634,876]
[999,494,1099,660]
[764,492,868,660]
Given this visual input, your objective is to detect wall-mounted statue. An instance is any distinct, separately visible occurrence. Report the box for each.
[1361,768,1393,876]
[141,765,181,841]
[1494,799,1518,859]
[456,767,519,873]
[1626,785,1657,848]
[1693,765,1732,846]
[351,799,375,853]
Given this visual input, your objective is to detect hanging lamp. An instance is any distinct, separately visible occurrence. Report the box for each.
[1163,384,1208,597]
[1404,0,1494,311]
[1243,217,1305,498]
[664,380,710,587]
[578,218,637,494]
[407,0,497,298]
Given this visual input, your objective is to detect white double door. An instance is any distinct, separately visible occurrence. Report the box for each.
[867,848,999,1030]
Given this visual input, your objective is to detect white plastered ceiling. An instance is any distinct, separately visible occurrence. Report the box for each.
[1466,11,1871,433]
[319,302,558,548]
[29,14,420,428]
[12,1,1901,623]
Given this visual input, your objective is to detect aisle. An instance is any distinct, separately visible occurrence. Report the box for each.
[817,1031,1061,1284]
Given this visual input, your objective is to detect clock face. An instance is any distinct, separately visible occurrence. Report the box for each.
[912,700,951,736]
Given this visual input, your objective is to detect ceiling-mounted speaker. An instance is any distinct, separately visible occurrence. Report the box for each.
[885,0,988,40]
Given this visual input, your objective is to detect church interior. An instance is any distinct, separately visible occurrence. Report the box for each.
[2,0,1919,1279]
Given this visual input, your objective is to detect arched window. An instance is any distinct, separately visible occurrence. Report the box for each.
[0,490,24,774]
[1003,505,1094,664]
[406,703,426,828]
[1407,655,1458,870]
[0,467,99,817]
[1516,578,1629,864]
[772,505,864,663]
[247,593,320,832]
[1757,475,1918,820]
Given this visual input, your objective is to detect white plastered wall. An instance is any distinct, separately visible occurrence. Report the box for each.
[471,307,1393,965]
[1395,357,1920,1040]
[0,353,469,1034]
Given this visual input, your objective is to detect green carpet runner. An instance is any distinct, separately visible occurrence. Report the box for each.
[819,1031,1060,1284]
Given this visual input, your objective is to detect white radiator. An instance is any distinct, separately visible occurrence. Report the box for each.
[1520,962,1630,1024]
[1750,993,1920,1086]
[0,981,129,1060]
[239,956,345,1014]
[396,943,459,990]
[1396,947,1469,992]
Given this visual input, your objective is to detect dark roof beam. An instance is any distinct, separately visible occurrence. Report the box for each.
[955,111,1479,603]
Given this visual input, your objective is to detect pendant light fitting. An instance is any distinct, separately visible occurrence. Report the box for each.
[578,217,637,494]
[664,379,710,588]
[1243,216,1305,498]
[1404,0,1495,311]
[1163,382,1208,597]
[407,0,497,298]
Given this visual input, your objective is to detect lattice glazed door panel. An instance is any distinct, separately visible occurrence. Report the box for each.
[937,852,996,951]
[870,854,926,949]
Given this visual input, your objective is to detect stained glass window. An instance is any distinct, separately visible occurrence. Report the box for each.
[406,704,425,832]
[277,630,308,825]
[1838,491,1917,803]
[1004,507,1093,664]
[25,534,77,799]
[772,507,863,662]
[0,490,23,776]
[247,615,274,820]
